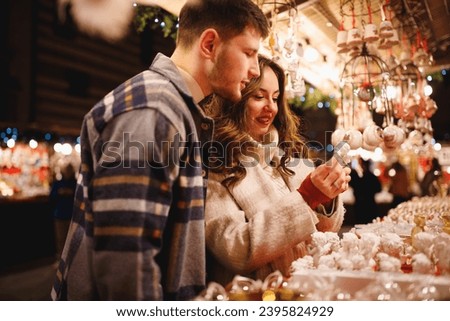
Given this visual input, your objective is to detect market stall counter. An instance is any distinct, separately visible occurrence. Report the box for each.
[196,196,450,301]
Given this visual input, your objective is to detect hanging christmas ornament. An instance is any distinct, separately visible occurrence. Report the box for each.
[341,43,390,107]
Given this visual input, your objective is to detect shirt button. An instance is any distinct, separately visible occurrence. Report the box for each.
[201,123,210,130]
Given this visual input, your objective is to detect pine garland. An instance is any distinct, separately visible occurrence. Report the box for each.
[134,6,178,41]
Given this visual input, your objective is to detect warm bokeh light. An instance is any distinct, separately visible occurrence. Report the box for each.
[304,46,320,62]
[53,142,62,153]
[386,85,398,100]
[6,138,15,149]
[28,139,38,149]
[388,168,396,177]
[424,84,433,96]
[61,143,73,156]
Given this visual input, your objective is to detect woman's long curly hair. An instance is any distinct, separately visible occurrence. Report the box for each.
[206,54,305,187]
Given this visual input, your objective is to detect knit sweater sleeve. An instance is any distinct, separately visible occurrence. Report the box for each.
[297,173,345,231]
[205,173,319,275]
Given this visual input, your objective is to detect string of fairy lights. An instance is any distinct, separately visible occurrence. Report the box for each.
[0,127,80,155]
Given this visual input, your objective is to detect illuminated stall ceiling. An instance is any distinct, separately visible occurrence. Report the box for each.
[138,0,450,94]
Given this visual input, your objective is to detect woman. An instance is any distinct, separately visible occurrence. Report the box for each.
[205,55,350,286]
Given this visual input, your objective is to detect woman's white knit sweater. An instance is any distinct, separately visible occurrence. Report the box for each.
[205,128,345,286]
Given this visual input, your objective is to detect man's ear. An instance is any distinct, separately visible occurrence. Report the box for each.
[199,28,220,58]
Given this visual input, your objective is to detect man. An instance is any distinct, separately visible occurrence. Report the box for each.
[51,0,269,301]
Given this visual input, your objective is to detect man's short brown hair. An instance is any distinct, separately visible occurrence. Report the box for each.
[177,0,269,48]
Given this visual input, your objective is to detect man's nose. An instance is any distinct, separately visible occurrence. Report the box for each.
[249,57,260,79]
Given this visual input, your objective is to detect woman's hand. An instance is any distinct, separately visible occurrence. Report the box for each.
[310,157,352,199]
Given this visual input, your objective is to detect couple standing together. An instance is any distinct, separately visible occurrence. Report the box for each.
[51,0,350,301]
